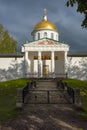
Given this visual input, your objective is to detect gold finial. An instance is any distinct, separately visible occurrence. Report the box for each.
[43,8,47,21]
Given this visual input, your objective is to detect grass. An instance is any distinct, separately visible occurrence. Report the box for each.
[64,79,87,119]
[0,78,28,122]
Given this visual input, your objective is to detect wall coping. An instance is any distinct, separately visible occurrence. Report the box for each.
[0,52,24,57]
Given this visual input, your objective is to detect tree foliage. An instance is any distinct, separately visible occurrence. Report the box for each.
[0,24,17,53]
[66,0,87,28]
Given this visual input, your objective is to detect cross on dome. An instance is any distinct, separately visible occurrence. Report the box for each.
[43,8,47,21]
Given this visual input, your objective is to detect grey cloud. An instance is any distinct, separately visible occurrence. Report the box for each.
[0,0,87,51]
[57,22,87,51]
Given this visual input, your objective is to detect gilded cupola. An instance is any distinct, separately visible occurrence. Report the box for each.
[31,9,59,41]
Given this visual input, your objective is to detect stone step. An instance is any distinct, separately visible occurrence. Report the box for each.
[36,81,57,90]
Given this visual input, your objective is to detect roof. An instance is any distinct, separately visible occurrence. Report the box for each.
[0,52,24,57]
[33,19,57,32]
[68,51,87,57]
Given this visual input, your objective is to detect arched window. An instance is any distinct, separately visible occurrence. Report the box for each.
[51,33,54,39]
[38,33,40,40]
[44,32,47,37]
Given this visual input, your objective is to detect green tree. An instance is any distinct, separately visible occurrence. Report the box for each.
[0,24,17,53]
[66,0,87,28]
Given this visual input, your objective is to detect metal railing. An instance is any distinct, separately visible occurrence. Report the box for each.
[56,80,75,103]
[22,81,36,103]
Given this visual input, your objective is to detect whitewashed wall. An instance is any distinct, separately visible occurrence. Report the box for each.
[0,54,87,81]
[67,56,87,80]
[0,57,25,81]
[55,52,65,74]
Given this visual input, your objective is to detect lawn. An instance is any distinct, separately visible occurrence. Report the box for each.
[0,78,28,122]
[65,79,87,119]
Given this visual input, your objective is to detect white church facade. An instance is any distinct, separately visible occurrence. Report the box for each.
[0,9,87,81]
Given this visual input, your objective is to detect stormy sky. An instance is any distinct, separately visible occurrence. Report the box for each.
[0,0,87,51]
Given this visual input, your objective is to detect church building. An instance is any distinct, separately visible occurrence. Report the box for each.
[0,9,87,81]
[22,9,69,78]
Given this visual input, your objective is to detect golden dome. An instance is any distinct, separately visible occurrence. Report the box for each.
[33,19,57,32]
[32,9,58,32]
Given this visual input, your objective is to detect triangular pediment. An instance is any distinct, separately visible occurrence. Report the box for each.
[23,38,68,47]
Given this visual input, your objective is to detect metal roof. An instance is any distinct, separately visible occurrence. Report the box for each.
[68,51,87,57]
[0,52,24,57]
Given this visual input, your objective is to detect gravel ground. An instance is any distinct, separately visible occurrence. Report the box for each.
[0,104,87,130]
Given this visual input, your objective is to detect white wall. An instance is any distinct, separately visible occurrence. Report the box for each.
[55,52,65,74]
[1,54,87,81]
[0,57,25,81]
[67,56,87,80]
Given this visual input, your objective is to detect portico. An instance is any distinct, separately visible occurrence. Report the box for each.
[23,39,69,78]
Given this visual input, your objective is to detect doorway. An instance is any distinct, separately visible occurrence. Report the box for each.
[43,65,49,77]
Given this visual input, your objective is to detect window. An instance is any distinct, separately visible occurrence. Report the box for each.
[44,32,47,37]
[38,33,40,40]
[51,33,54,39]
[55,56,58,60]
[34,56,38,60]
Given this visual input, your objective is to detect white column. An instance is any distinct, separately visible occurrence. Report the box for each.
[25,51,29,77]
[38,51,42,77]
[25,51,28,60]
[51,51,55,78]
[65,51,68,78]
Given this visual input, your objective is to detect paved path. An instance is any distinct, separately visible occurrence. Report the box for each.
[0,81,87,130]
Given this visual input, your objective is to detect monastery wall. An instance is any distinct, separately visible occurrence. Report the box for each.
[0,55,87,81]
[0,57,25,81]
[67,56,87,80]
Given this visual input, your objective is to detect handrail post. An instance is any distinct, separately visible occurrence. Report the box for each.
[73,88,82,107]
[47,91,50,103]
[16,88,23,108]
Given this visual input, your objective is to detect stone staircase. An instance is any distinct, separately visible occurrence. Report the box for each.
[36,81,56,90]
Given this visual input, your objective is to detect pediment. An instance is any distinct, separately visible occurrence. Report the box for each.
[23,38,68,47]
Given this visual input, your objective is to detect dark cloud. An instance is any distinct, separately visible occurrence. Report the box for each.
[0,0,87,51]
